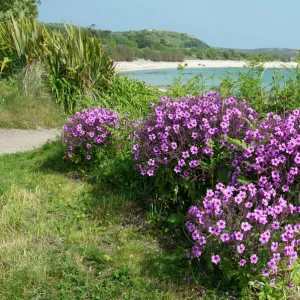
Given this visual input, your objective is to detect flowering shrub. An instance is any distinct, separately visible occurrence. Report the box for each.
[131,92,258,205]
[62,108,119,162]
[132,92,258,178]
[232,110,300,197]
[186,109,300,290]
[187,182,300,288]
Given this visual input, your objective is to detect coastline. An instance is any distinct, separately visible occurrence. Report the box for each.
[115,59,298,73]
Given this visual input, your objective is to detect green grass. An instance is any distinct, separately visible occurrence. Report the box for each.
[0,141,201,299]
[0,79,65,129]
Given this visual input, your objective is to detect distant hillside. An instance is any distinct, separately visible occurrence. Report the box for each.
[220,47,298,59]
[46,24,209,50]
[45,23,293,63]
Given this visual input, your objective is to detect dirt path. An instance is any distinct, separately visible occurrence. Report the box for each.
[0,129,61,154]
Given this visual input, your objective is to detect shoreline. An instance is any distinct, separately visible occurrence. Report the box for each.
[115,59,298,73]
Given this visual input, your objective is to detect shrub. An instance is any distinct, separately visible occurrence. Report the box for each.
[62,108,119,163]
[186,182,300,291]
[101,75,162,119]
[186,109,300,294]
[43,24,115,113]
[131,92,259,207]
[232,109,300,199]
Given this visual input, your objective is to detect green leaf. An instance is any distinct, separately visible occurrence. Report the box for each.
[167,212,185,225]
[225,136,248,150]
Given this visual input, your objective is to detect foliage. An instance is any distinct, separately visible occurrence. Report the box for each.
[186,109,300,296]
[46,23,293,63]
[131,92,259,208]
[42,24,115,112]
[101,75,162,119]
[0,12,44,75]
[0,64,65,129]
[0,14,115,113]
[62,108,120,163]
[216,59,300,115]
[0,0,40,22]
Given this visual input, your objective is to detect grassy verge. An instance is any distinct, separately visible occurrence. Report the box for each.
[0,141,200,299]
[0,80,65,129]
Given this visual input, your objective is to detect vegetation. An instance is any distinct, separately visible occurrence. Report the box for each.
[1,5,300,299]
[0,0,40,21]
[46,24,294,63]
[0,63,65,129]
[0,142,198,299]
[0,14,115,113]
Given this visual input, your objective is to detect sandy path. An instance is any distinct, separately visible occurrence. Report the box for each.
[0,129,61,154]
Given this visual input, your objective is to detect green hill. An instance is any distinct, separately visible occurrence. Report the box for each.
[45,23,294,62]
[221,47,298,59]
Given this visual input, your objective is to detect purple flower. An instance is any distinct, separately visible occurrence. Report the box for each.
[190,146,198,155]
[211,255,221,264]
[182,151,189,159]
[189,160,200,168]
[241,222,251,232]
[238,259,246,266]
[237,244,245,254]
[171,142,178,150]
[250,254,258,264]
[147,170,154,176]
[269,279,276,286]
[235,232,244,241]
[220,233,230,243]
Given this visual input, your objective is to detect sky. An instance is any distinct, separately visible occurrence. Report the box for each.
[38,0,299,49]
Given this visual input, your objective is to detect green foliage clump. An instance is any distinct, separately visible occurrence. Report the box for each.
[0,13,115,113]
[102,75,162,119]
[0,0,40,22]
[219,59,300,115]
[0,63,65,129]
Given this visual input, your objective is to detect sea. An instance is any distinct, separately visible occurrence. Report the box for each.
[121,67,296,88]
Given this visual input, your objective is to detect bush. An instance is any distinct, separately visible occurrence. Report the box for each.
[186,109,300,295]
[187,182,300,293]
[101,75,162,119]
[131,92,259,207]
[62,108,119,163]
[232,109,300,196]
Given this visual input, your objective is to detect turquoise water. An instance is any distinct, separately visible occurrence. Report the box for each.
[122,68,295,88]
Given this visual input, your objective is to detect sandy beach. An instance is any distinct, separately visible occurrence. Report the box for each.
[115,59,298,73]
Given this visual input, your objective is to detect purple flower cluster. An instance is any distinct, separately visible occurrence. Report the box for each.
[187,109,300,287]
[232,110,300,194]
[132,92,258,179]
[187,182,300,286]
[62,108,119,161]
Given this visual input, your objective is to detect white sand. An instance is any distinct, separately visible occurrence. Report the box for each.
[115,59,298,73]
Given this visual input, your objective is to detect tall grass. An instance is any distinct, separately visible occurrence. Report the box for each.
[0,13,115,113]
[0,64,65,129]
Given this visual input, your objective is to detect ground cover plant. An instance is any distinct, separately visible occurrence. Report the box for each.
[58,88,300,298]
[0,142,200,299]
[131,92,259,209]
[0,64,65,129]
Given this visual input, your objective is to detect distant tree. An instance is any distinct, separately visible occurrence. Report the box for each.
[160,38,167,46]
[135,33,151,49]
[87,24,97,37]
[196,50,205,60]
[98,30,112,39]
[0,0,41,21]
[222,51,230,60]
[111,45,134,62]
